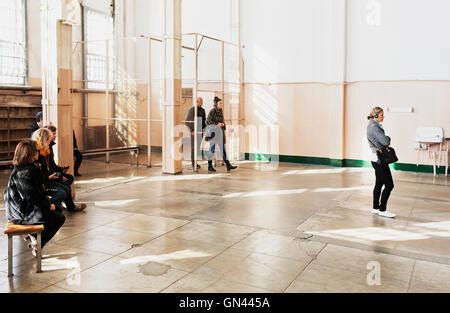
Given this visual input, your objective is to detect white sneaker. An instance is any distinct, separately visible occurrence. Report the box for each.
[372,209,379,214]
[378,211,396,219]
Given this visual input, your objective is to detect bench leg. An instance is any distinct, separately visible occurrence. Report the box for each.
[36,232,42,274]
[8,235,13,278]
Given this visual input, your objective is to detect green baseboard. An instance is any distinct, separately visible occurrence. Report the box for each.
[245,153,447,174]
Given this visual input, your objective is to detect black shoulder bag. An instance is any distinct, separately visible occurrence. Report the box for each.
[368,138,399,165]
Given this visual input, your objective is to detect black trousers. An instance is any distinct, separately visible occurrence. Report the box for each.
[41,211,66,248]
[74,149,83,173]
[371,162,395,212]
[209,143,229,162]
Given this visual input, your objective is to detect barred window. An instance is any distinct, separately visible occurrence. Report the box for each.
[0,0,26,85]
[85,8,115,90]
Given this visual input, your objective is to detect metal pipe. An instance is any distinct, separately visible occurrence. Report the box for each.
[193,34,199,172]
[342,0,348,162]
[221,41,225,101]
[105,39,111,163]
[71,88,119,94]
[72,37,194,51]
[184,33,238,47]
[73,116,163,122]
[161,0,166,174]
[7,235,12,277]
[81,3,88,151]
[36,233,42,273]
[147,37,152,167]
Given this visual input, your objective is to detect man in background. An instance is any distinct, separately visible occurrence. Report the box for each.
[185,97,207,171]
[29,111,43,137]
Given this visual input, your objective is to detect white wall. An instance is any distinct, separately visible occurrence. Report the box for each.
[347,0,450,81]
[182,0,233,42]
[344,0,450,165]
[242,0,450,167]
[241,0,347,160]
[241,0,346,83]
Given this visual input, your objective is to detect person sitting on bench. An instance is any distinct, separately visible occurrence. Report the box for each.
[47,125,75,185]
[32,128,86,212]
[4,140,66,256]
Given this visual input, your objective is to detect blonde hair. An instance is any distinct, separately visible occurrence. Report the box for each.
[32,128,52,157]
[367,107,384,120]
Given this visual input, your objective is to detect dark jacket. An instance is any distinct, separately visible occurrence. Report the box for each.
[206,107,226,129]
[73,132,79,150]
[4,164,51,225]
[49,141,63,174]
[185,106,207,133]
[206,107,227,144]
[29,122,40,138]
[35,152,52,187]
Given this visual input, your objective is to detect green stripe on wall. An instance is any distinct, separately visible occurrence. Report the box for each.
[245,153,447,174]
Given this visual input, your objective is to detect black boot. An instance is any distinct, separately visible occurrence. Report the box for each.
[208,161,216,173]
[225,160,237,172]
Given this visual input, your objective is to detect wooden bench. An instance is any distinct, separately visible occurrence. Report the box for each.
[4,222,44,277]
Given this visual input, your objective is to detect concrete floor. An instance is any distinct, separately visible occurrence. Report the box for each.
[1,158,450,293]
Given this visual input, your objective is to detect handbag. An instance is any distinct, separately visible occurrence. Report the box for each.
[368,136,398,165]
[376,146,399,165]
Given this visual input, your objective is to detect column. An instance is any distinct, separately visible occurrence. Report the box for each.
[41,0,74,174]
[162,0,183,174]
[231,0,245,161]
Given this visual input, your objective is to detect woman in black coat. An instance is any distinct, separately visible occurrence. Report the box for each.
[205,97,237,173]
[4,141,66,254]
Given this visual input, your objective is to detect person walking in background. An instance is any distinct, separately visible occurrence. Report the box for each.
[185,97,207,171]
[29,111,43,137]
[206,97,237,173]
[73,132,83,177]
[367,107,396,219]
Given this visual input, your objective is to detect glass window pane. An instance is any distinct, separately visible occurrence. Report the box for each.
[85,8,115,90]
[0,0,26,85]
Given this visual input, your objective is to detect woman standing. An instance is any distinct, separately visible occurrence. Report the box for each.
[367,107,396,218]
[4,141,66,255]
[206,97,237,173]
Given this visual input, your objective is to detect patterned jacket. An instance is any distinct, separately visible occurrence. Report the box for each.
[206,107,226,130]
[206,107,226,144]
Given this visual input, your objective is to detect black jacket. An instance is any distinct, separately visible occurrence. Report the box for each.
[206,107,227,144]
[49,141,63,174]
[73,132,79,150]
[206,107,226,129]
[35,151,53,188]
[185,106,207,133]
[29,122,40,138]
[4,164,51,225]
